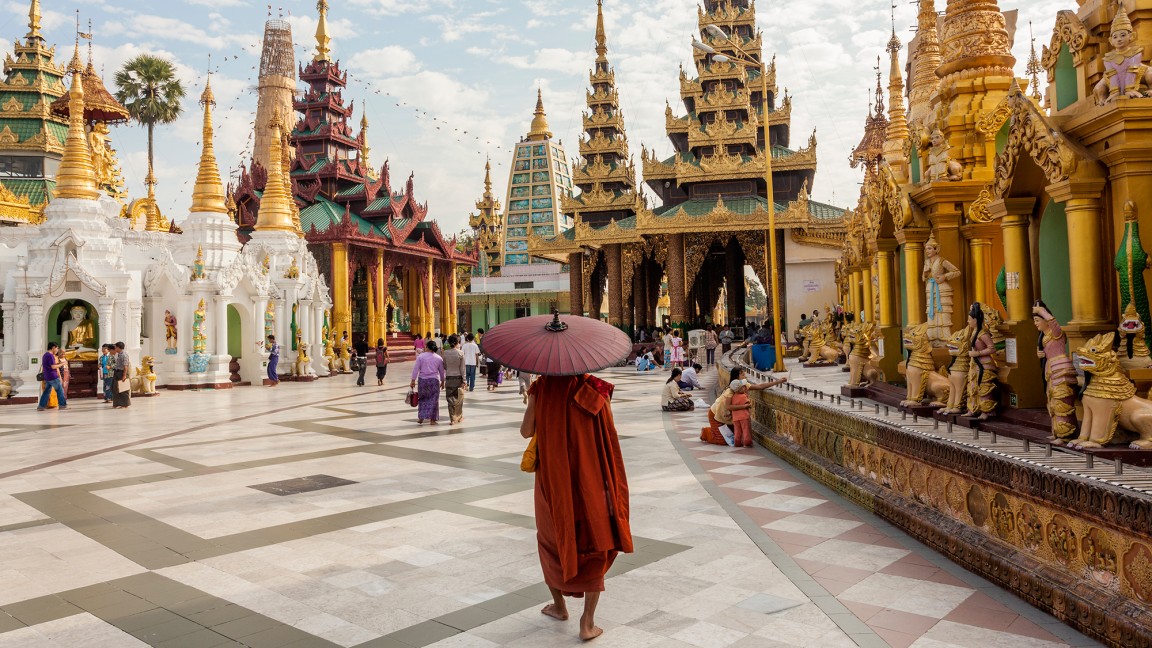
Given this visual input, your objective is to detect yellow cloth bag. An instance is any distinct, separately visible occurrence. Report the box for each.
[520,434,538,473]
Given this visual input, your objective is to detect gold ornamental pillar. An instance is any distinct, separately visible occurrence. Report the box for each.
[967,234,993,305]
[448,263,458,335]
[850,269,864,318]
[410,266,426,336]
[898,229,929,325]
[876,240,902,379]
[861,263,875,322]
[374,251,387,340]
[568,252,585,316]
[367,271,378,344]
[667,234,687,325]
[425,258,436,335]
[991,198,1043,407]
[606,244,623,327]
[1048,179,1109,344]
[331,243,352,339]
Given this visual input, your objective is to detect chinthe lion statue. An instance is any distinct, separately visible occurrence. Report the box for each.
[846,321,884,386]
[295,343,314,377]
[0,371,11,399]
[938,326,971,414]
[901,323,950,407]
[804,320,841,366]
[1076,332,1152,449]
[130,356,157,396]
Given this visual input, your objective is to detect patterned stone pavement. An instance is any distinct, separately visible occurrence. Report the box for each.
[0,364,1101,647]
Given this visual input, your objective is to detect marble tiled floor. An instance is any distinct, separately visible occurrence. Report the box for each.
[0,364,1100,647]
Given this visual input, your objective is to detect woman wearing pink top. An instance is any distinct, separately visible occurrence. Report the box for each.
[410,340,445,424]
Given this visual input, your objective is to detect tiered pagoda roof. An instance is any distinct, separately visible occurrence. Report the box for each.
[0,0,67,220]
[530,0,844,258]
[561,0,639,228]
[850,63,889,174]
[468,159,502,276]
[230,2,473,266]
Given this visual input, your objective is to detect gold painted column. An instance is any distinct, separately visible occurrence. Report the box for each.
[1049,179,1109,335]
[606,244,623,327]
[367,272,378,344]
[448,263,458,334]
[851,269,864,318]
[568,252,584,316]
[877,244,899,326]
[667,234,687,325]
[969,237,992,305]
[898,229,928,325]
[862,263,875,322]
[992,199,1043,407]
[409,266,425,336]
[374,251,387,341]
[425,258,436,335]
[331,243,352,340]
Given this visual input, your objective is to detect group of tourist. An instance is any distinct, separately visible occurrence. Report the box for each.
[37,340,132,411]
[408,328,526,425]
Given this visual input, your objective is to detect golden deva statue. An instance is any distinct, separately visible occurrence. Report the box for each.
[923,129,962,182]
[284,257,300,279]
[1094,6,1152,105]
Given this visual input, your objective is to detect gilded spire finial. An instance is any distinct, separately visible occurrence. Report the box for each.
[1025,21,1043,103]
[884,1,908,154]
[909,0,941,124]
[314,0,332,62]
[26,0,41,42]
[191,73,228,214]
[483,156,492,197]
[54,37,99,201]
[143,162,169,231]
[358,107,373,179]
[254,110,297,232]
[595,0,608,60]
[527,88,552,141]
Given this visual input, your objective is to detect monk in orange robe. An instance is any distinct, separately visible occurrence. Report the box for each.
[520,373,632,641]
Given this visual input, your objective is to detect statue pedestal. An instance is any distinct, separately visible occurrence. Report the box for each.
[66,360,98,399]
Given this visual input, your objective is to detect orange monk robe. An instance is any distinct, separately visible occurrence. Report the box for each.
[532,374,633,595]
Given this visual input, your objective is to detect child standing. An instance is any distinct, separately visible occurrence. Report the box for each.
[728,379,753,447]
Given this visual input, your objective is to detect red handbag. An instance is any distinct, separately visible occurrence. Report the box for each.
[405,389,419,408]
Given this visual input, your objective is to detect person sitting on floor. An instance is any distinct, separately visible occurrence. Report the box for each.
[661,368,695,411]
[678,363,702,390]
[635,352,656,372]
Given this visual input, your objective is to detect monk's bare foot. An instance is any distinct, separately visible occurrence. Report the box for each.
[579,620,603,641]
[541,604,568,621]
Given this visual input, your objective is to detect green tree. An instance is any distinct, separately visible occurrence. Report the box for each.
[113,55,185,174]
[745,276,767,317]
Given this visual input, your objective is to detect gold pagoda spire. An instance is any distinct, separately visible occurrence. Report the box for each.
[314,0,332,62]
[26,0,41,42]
[54,44,99,200]
[254,110,297,232]
[1025,22,1043,103]
[143,163,168,232]
[190,76,228,214]
[359,109,372,173]
[884,14,908,150]
[908,0,941,125]
[595,0,608,62]
[936,0,1013,79]
[483,157,493,199]
[527,89,552,141]
[280,125,304,237]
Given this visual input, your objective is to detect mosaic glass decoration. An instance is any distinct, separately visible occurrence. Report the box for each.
[512,173,530,184]
[532,185,551,196]
[507,213,529,224]
[507,227,528,238]
[505,253,529,265]
[531,211,552,223]
[531,198,553,209]
[510,199,530,210]
[506,240,529,252]
[514,160,530,171]
[532,225,555,237]
[511,186,530,198]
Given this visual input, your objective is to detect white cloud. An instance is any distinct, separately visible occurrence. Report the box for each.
[347,46,421,78]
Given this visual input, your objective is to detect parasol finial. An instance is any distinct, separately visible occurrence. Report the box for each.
[545,310,568,333]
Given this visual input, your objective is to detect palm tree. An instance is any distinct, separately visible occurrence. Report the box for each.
[113,55,185,173]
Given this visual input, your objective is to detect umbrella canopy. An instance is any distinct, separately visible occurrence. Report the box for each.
[480,312,632,376]
[50,64,131,125]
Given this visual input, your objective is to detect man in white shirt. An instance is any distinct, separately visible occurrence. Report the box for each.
[678,363,702,390]
[462,333,481,391]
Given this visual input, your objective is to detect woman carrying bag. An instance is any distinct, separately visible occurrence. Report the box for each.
[112,341,131,409]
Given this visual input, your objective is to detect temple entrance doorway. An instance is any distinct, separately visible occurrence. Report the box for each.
[227,305,243,384]
[47,298,99,399]
[228,302,260,386]
[351,267,369,345]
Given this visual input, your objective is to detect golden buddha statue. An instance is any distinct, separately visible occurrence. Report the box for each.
[61,304,98,360]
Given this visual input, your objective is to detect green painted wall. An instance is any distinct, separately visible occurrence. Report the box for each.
[995,122,1009,156]
[1055,44,1078,111]
[227,305,242,358]
[910,152,920,184]
[1039,201,1073,323]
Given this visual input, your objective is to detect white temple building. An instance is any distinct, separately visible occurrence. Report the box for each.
[0,44,332,399]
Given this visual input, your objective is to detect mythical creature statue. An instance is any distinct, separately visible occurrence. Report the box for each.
[284,257,300,279]
[332,334,351,373]
[323,334,335,373]
[1115,201,1151,328]
[130,356,157,396]
[901,322,950,407]
[294,342,313,377]
[964,303,998,420]
[798,321,816,362]
[804,319,841,366]
[1075,332,1152,449]
[1117,302,1152,371]
[846,321,883,386]
[1033,302,1078,443]
[0,372,11,399]
[1093,7,1152,105]
[939,326,972,414]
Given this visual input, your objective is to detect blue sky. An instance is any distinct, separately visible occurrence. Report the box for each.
[3,0,1064,235]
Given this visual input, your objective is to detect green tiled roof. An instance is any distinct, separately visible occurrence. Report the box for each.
[808,200,845,221]
[298,197,392,239]
[0,118,46,141]
[335,184,365,197]
[364,196,392,212]
[46,122,65,144]
[654,196,782,217]
[1,178,54,205]
[291,157,328,174]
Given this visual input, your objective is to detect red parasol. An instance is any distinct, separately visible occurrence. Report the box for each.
[480,312,632,376]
